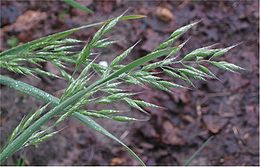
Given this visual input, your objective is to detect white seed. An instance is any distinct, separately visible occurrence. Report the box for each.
[99,61,108,67]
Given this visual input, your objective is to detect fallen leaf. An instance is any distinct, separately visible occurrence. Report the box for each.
[162,121,185,145]
[156,7,174,22]
[110,157,126,165]
[2,10,47,32]
[203,115,228,133]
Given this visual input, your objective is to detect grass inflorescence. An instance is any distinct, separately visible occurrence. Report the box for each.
[0,12,243,165]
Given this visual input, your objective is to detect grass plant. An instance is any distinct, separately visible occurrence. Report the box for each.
[0,13,243,165]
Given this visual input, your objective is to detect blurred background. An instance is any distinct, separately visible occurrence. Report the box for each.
[0,0,259,165]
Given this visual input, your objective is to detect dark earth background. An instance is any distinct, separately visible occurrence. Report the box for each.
[0,0,259,166]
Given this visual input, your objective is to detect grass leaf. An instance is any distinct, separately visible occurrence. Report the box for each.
[63,0,94,14]
[184,136,214,166]
[73,113,145,166]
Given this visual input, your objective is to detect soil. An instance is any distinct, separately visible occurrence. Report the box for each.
[0,0,259,166]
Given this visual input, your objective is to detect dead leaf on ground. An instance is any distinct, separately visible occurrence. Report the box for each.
[203,115,228,133]
[110,157,126,165]
[162,121,185,145]
[2,10,47,32]
[156,7,175,22]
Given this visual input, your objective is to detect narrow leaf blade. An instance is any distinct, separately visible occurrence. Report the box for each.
[73,112,145,166]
